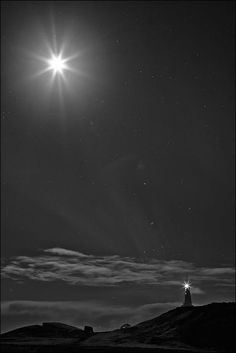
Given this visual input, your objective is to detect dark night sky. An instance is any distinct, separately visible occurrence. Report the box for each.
[1,1,235,332]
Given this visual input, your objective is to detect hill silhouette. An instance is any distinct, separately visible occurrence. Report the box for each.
[1,302,235,352]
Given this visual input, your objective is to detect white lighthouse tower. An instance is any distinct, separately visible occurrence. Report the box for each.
[182,281,193,307]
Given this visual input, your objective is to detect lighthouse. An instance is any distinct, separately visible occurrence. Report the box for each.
[182,281,193,307]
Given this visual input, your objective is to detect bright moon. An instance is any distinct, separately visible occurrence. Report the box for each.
[30,38,85,90]
[47,54,67,75]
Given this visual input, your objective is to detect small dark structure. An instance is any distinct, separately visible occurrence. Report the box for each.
[84,326,94,335]
[120,323,131,330]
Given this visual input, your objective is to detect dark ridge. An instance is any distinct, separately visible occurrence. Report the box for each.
[1,302,235,353]
[1,321,86,338]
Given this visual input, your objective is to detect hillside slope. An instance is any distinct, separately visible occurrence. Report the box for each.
[1,302,235,352]
[82,302,235,351]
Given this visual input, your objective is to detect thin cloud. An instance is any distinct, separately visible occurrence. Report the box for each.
[200,268,235,275]
[1,248,235,289]
[44,248,90,258]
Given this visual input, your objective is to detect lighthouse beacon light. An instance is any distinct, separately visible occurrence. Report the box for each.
[184,281,190,290]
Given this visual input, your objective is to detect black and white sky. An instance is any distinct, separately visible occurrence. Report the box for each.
[1,1,235,332]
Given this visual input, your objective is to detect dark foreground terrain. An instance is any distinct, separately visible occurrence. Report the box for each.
[1,302,235,353]
[0,346,226,353]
